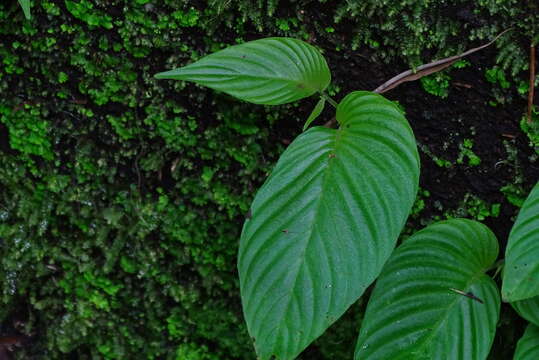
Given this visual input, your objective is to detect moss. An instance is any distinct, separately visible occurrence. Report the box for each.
[448,194,500,221]
[421,72,451,98]
[457,138,481,166]
[65,0,114,29]
[520,115,539,154]
[0,104,54,161]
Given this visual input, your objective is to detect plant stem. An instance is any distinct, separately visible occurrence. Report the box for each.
[489,259,505,280]
[320,92,338,108]
[528,43,535,124]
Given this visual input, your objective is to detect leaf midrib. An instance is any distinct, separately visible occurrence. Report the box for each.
[174,68,321,94]
[403,270,489,359]
[268,126,345,356]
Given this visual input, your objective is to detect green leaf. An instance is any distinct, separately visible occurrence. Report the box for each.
[239,91,419,359]
[514,324,539,360]
[18,0,31,19]
[302,98,325,131]
[155,38,331,105]
[355,219,500,360]
[503,181,539,301]
[512,296,539,327]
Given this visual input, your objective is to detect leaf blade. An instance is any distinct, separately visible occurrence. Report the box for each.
[239,91,419,359]
[355,219,500,360]
[18,0,31,19]
[512,296,539,327]
[155,38,331,105]
[503,181,539,301]
[514,324,539,360]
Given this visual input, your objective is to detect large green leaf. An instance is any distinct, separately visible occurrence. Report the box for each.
[155,37,330,105]
[356,219,500,360]
[513,324,539,360]
[238,91,420,359]
[503,181,539,301]
[18,0,31,19]
[512,296,539,327]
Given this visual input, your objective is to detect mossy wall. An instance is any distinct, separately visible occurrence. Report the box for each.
[0,0,537,359]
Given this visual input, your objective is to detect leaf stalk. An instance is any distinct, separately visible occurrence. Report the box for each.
[320,92,338,108]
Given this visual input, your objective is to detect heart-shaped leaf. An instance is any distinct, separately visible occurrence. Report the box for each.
[238,91,420,359]
[155,37,331,105]
[512,296,539,327]
[356,219,500,360]
[514,324,539,360]
[503,181,539,301]
[18,0,31,19]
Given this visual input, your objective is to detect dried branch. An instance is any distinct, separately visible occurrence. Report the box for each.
[373,29,513,94]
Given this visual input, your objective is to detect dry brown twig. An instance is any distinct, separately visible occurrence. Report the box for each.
[322,29,512,129]
[373,28,513,94]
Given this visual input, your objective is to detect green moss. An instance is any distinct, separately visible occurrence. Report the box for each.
[421,72,450,98]
[457,138,481,166]
[41,1,61,16]
[0,104,54,160]
[171,8,200,27]
[499,140,529,208]
[65,0,113,29]
[418,143,453,168]
[440,194,501,221]
[485,66,511,89]
[175,343,214,360]
[501,184,527,207]
[520,114,539,154]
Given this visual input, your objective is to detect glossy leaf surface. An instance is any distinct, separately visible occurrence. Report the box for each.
[239,91,420,359]
[514,324,539,360]
[512,296,539,327]
[356,219,500,360]
[18,0,31,19]
[155,37,331,105]
[503,182,539,301]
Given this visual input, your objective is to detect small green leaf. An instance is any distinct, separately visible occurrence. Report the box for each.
[18,0,31,19]
[302,98,325,131]
[356,219,500,360]
[512,296,539,327]
[514,324,539,360]
[155,37,331,105]
[239,91,419,359]
[503,182,539,301]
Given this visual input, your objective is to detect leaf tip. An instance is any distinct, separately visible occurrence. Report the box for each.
[153,71,168,80]
[154,68,183,80]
